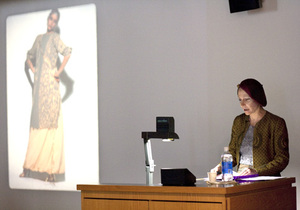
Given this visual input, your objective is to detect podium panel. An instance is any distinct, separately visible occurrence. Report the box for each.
[149,201,223,210]
[77,177,296,210]
[83,199,148,210]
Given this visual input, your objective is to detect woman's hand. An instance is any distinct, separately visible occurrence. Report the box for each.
[26,59,35,73]
[54,54,71,82]
[54,71,60,82]
[211,164,221,174]
[239,167,257,176]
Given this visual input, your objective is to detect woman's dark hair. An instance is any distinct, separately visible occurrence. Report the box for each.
[48,9,60,34]
[237,78,267,107]
[48,9,60,23]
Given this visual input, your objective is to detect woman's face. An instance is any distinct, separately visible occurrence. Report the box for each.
[47,13,58,32]
[238,88,261,116]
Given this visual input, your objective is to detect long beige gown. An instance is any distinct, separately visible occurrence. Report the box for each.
[22,32,71,182]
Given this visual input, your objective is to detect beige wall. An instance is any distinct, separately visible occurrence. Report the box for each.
[1,0,299,209]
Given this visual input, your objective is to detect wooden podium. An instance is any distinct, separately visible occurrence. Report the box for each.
[77,177,296,210]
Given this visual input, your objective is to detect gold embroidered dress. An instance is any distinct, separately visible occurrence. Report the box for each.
[22,32,71,181]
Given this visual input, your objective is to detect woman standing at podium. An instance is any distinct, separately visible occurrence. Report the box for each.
[212,78,289,176]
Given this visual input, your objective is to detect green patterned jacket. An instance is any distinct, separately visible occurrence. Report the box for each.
[229,111,289,176]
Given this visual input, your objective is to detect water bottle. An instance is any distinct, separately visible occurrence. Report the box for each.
[221,146,233,181]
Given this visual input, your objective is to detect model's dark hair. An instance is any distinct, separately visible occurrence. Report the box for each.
[48,9,60,23]
[48,9,60,34]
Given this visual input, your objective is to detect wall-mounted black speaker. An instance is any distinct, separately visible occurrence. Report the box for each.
[229,0,262,13]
